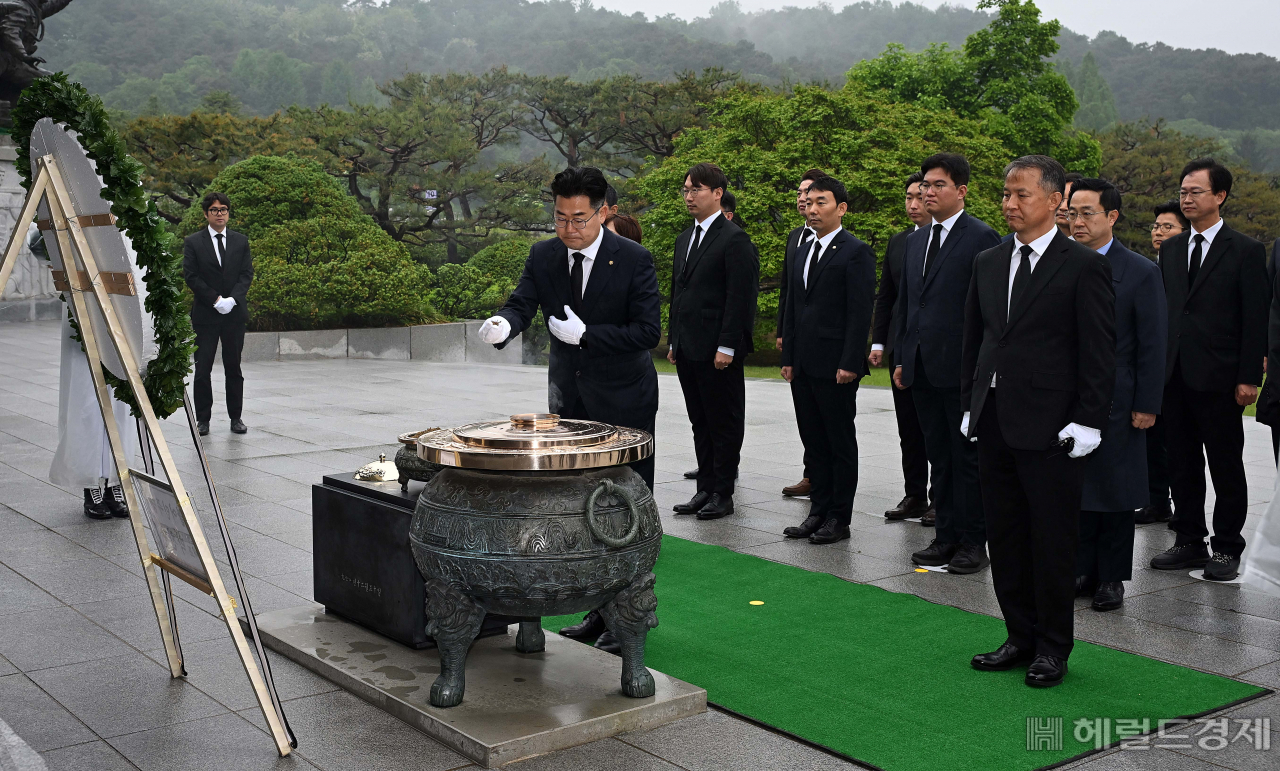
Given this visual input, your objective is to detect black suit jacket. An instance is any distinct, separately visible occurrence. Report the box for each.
[780,228,877,380]
[895,213,1002,388]
[871,227,911,359]
[1159,224,1268,392]
[669,214,759,360]
[775,225,811,339]
[961,231,1116,450]
[183,227,252,326]
[495,229,660,431]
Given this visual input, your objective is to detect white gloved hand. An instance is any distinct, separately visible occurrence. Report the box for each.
[478,316,510,345]
[960,411,976,442]
[213,296,236,314]
[547,305,587,346]
[1058,422,1102,458]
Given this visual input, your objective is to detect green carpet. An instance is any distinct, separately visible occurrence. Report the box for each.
[546,536,1268,771]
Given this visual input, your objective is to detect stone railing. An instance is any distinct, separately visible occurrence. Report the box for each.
[221,321,524,365]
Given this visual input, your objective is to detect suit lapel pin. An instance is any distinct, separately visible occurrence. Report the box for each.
[609,261,613,265]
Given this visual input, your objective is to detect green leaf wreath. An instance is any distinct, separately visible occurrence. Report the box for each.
[11,73,194,419]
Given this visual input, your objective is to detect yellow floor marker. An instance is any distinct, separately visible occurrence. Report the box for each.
[749,601,765,606]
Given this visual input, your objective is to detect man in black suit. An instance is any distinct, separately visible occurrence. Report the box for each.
[480,166,661,653]
[777,169,828,498]
[1069,178,1167,613]
[779,177,877,545]
[183,192,253,437]
[1150,159,1268,581]
[668,163,759,520]
[895,153,1002,574]
[963,155,1115,688]
[871,172,935,524]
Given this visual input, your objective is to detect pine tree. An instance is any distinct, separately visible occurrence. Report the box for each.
[1067,52,1118,132]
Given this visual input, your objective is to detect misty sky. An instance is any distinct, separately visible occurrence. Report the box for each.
[590,0,1279,58]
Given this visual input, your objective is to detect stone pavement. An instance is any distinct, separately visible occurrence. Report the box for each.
[0,318,1277,771]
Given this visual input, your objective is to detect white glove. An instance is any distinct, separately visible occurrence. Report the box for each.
[478,316,510,345]
[1058,423,1102,458]
[214,296,235,314]
[547,305,586,346]
[960,411,976,442]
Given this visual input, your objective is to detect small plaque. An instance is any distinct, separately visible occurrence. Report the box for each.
[130,469,208,583]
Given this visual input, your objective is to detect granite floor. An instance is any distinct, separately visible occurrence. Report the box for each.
[0,319,1277,771]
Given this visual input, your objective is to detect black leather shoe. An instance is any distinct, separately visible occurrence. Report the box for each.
[783,514,824,538]
[919,504,936,527]
[230,419,248,434]
[83,487,111,520]
[674,491,710,514]
[1075,574,1098,598]
[594,629,621,655]
[696,493,733,520]
[808,519,850,544]
[105,485,129,518]
[683,468,699,479]
[1135,503,1172,524]
[1150,541,1209,570]
[946,543,990,574]
[1025,654,1068,687]
[971,641,1034,671]
[1203,553,1240,581]
[911,539,959,567]
[884,495,928,520]
[1092,581,1124,611]
[197,421,209,436]
[558,610,606,642]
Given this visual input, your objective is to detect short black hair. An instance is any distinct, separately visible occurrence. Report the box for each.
[605,185,618,208]
[1064,172,1084,188]
[686,162,728,193]
[920,153,970,187]
[1153,199,1189,229]
[807,176,849,207]
[905,171,924,191]
[1068,177,1122,213]
[1180,158,1233,200]
[720,189,736,213]
[1003,155,1067,196]
[550,166,610,209]
[800,168,827,187]
[202,191,230,212]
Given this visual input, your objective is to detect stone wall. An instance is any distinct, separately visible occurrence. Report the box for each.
[0,139,61,322]
[220,321,525,365]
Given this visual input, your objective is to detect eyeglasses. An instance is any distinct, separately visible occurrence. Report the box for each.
[1151,223,1184,233]
[1178,188,1212,200]
[681,186,709,198]
[917,182,953,192]
[1066,210,1108,221]
[552,206,602,230]
[206,207,229,214]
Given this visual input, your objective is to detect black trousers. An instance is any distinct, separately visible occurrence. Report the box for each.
[912,354,983,546]
[1164,370,1248,558]
[791,370,859,526]
[890,377,931,501]
[1077,511,1136,582]
[1146,414,1171,509]
[563,396,655,490]
[192,318,245,423]
[676,357,745,496]
[977,388,1083,660]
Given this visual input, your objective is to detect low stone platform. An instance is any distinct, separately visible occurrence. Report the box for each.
[256,605,707,768]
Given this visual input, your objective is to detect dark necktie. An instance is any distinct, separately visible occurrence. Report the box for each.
[1009,244,1033,318]
[796,228,814,256]
[924,223,943,278]
[1188,233,1205,286]
[214,232,226,267]
[683,225,702,276]
[570,251,585,315]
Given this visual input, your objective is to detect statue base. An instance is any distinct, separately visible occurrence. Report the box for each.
[253,605,706,768]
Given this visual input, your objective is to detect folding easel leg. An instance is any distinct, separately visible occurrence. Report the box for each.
[0,173,48,297]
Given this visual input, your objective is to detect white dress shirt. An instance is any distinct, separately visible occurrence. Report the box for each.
[803,226,843,288]
[208,225,227,266]
[922,209,964,275]
[990,226,1058,388]
[1186,217,1224,269]
[567,225,606,299]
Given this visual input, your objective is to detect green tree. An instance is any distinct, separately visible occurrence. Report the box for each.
[608,68,755,163]
[232,49,310,114]
[517,74,621,170]
[1061,53,1117,132]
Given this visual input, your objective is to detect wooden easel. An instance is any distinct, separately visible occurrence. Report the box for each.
[0,155,294,756]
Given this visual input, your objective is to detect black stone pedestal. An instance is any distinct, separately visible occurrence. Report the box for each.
[313,473,510,648]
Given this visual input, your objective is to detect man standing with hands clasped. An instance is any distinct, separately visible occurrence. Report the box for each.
[184,192,253,437]
[668,163,758,520]
[963,156,1115,688]
[779,176,877,545]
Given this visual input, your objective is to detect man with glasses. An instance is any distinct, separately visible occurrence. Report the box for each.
[1151,158,1268,581]
[667,163,758,520]
[1150,200,1188,258]
[183,192,253,437]
[1068,178,1166,612]
[479,166,661,654]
